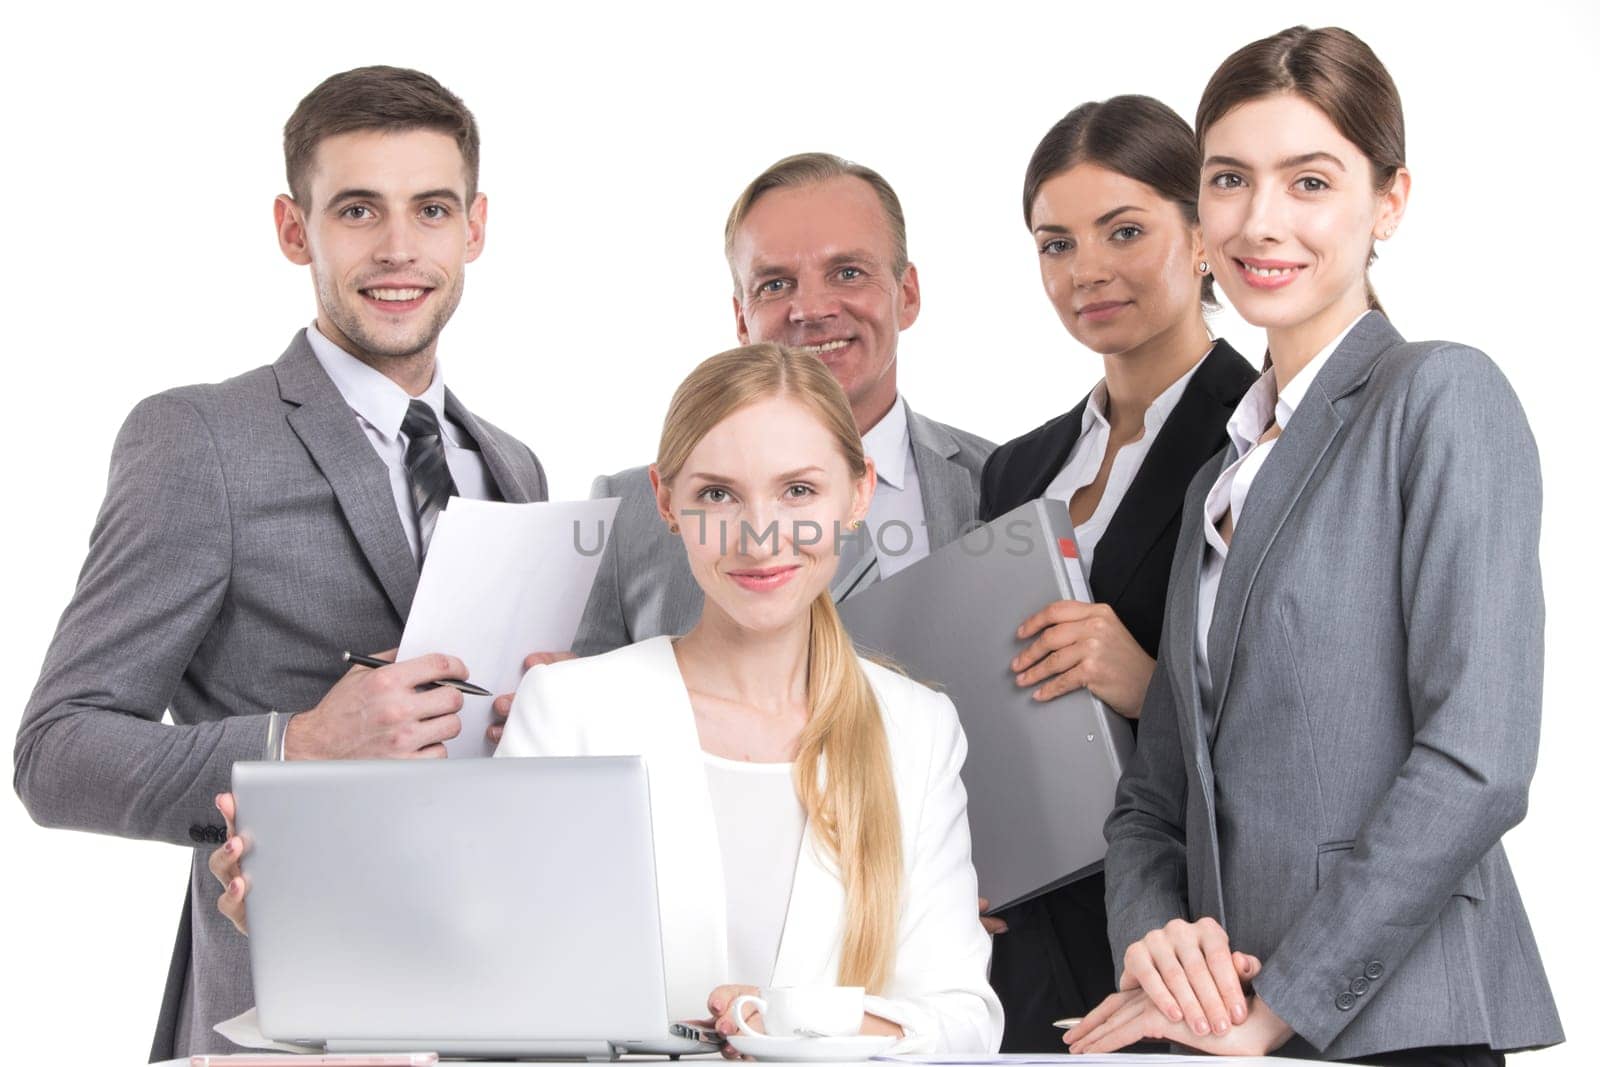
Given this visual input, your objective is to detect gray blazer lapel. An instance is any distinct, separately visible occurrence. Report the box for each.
[274,331,418,620]
[1205,314,1400,734]
[906,405,973,551]
[444,392,539,504]
[1168,454,1222,759]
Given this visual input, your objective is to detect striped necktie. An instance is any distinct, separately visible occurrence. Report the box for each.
[401,399,459,563]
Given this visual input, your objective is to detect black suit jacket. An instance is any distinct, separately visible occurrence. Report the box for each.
[977,339,1257,1051]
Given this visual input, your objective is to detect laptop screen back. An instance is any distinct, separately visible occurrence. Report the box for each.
[233,756,668,1051]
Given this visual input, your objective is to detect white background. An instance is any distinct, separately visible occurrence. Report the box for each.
[3,1,1595,1063]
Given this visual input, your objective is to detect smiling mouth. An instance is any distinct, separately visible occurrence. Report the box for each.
[1235,259,1305,287]
[793,338,852,357]
[361,286,430,303]
[727,565,802,591]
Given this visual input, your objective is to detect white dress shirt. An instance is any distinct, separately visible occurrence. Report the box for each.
[860,395,928,577]
[1195,312,1370,705]
[306,322,492,561]
[1044,356,1206,575]
[704,754,805,986]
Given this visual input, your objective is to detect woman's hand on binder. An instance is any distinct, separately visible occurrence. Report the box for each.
[978,897,1008,935]
[209,792,251,936]
[1011,600,1155,717]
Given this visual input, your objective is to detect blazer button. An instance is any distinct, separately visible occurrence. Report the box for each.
[1335,992,1356,1011]
[1365,962,1384,980]
[1351,977,1370,996]
[188,825,205,843]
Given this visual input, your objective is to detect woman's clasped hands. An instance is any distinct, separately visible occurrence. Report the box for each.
[1066,917,1293,1055]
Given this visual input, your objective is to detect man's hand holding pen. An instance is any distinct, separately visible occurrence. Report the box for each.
[283,650,473,760]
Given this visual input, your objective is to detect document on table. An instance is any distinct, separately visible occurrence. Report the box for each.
[396,497,619,758]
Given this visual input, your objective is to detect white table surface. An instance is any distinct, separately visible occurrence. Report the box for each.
[152,1056,1336,1066]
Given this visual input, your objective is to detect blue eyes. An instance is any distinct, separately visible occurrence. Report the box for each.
[756,268,863,293]
[696,484,816,504]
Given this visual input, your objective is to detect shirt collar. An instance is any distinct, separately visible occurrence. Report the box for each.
[860,394,911,490]
[306,321,452,444]
[1078,346,1209,441]
[1079,380,1111,438]
[1274,310,1369,429]
[1226,311,1369,456]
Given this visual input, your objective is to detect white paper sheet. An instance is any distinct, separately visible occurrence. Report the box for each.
[396,497,620,758]
[214,1006,320,1052]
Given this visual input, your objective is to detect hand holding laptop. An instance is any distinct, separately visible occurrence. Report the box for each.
[210,792,250,935]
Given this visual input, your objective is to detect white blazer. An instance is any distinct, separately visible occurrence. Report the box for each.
[496,635,1003,1053]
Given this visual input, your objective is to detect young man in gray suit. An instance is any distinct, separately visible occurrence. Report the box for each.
[14,67,547,1059]
[539,154,992,676]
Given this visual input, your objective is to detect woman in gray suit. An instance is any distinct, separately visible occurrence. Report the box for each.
[1069,26,1563,1066]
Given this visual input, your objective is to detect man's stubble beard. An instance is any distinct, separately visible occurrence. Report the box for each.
[317,269,465,365]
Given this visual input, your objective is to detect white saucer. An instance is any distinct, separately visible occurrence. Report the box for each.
[726,1032,898,1062]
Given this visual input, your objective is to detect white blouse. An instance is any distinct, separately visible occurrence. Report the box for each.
[495,636,1002,1053]
[703,754,805,986]
[1044,356,1205,574]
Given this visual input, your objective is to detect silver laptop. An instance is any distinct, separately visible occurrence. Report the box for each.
[839,498,1135,912]
[232,756,715,1059]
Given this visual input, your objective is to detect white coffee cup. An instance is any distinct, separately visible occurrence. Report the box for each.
[731,985,865,1038]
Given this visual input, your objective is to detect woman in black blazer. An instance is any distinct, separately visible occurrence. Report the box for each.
[979,96,1258,1052]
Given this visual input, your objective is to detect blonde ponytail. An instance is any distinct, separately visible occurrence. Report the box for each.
[794,593,902,993]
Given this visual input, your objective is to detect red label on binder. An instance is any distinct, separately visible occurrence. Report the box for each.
[1058,537,1078,559]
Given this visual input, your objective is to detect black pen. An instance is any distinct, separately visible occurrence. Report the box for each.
[341,651,493,697]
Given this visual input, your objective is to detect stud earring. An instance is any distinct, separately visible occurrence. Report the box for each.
[668,521,680,534]
[848,520,863,531]
[1382,227,1395,239]
[1198,260,1210,275]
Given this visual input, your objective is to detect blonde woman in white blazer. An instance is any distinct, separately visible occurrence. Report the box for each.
[499,344,1000,1054]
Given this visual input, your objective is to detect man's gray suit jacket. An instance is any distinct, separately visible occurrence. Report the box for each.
[13,331,548,1060]
[1104,313,1562,1059]
[573,403,993,654]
